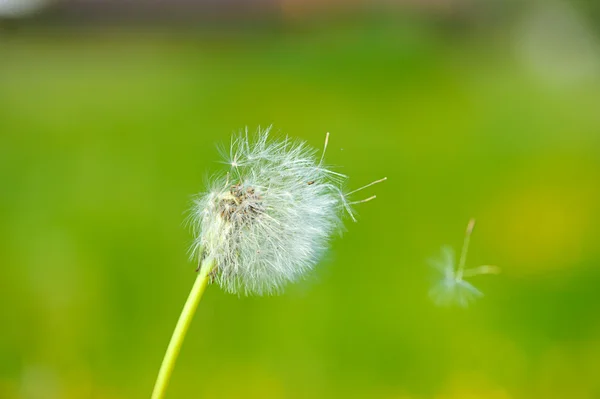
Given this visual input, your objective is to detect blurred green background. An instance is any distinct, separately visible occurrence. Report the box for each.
[1,1,600,398]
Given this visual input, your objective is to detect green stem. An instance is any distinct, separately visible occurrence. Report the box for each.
[151,258,215,399]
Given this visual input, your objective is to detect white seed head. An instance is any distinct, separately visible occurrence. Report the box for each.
[190,127,384,295]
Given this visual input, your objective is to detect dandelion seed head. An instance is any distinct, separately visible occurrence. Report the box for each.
[191,127,384,295]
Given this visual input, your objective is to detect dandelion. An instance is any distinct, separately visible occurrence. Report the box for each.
[428,219,499,307]
[151,127,385,399]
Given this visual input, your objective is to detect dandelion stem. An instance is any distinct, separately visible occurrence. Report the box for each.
[151,258,215,399]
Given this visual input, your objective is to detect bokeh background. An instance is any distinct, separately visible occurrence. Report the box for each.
[1,1,600,398]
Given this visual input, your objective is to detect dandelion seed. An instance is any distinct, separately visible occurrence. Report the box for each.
[190,126,386,295]
[428,219,499,307]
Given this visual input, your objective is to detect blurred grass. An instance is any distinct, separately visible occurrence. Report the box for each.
[1,17,600,399]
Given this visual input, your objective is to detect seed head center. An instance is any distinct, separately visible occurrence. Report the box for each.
[218,183,263,222]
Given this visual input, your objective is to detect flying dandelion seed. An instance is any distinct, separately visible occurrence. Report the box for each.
[429,219,499,307]
[190,126,386,295]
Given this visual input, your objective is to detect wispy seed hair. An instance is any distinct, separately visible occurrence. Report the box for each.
[190,127,385,295]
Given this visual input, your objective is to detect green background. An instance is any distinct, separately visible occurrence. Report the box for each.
[1,8,600,399]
